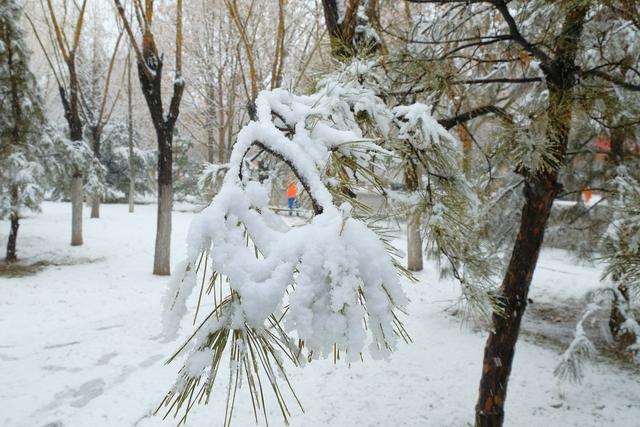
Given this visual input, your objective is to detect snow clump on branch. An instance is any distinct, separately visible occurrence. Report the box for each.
[158,79,414,424]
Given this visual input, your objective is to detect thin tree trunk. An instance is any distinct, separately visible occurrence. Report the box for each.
[90,126,101,218]
[5,187,20,263]
[404,159,423,271]
[217,70,226,163]
[407,210,423,271]
[127,51,135,213]
[459,125,473,177]
[206,81,216,164]
[5,214,19,263]
[207,123,215,164]
[59,77,85,246]
[71,172,84,246]
[475,176,557,426]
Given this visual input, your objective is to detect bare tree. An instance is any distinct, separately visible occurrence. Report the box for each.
[31,0,88,246]
[77,12,124,218]
[114,0,185,275]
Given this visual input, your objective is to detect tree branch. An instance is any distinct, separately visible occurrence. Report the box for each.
[438,105,511,129]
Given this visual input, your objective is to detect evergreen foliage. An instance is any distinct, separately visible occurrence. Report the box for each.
[0,0,46,260]
[100,119,155,201]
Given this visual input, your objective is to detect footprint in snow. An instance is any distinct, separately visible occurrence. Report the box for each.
[96,352,118,366]
[69,378,106,408]
[139,354,164,368]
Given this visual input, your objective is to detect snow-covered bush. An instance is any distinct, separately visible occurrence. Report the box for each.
[556,168,640,382]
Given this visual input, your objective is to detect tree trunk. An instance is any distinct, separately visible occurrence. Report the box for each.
[206,81,217,164]
[5,213,19,263]
[404,159,423,271]
[407,210,423,271]
[474,5,588,424]
[59,70,84,246]
[5,187,20,263]
[153,129,173,275]
[121,4,184,275]
[459,125,473,177]
[128,131,136,213]
[207,124,216,164]
[71,172,84,246]
[475,176,558,426]
[127,52,135,214]
[134,49,182,275]
[217,70,227,163]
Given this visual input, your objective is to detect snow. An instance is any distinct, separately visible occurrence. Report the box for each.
[1,202,640,426]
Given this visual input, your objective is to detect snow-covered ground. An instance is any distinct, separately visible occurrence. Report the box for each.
[1,202,639,427]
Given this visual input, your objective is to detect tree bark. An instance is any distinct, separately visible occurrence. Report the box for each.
[71,172,84,246]
[153,128,174,275]
[475,175,558,426]
[154,181,173,275]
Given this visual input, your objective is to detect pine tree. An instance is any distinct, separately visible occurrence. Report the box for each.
[0,0,46,262]
[99,118,155,202]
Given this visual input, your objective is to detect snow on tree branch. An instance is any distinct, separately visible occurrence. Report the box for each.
[159,83,410,425]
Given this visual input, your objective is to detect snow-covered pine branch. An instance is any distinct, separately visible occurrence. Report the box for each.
[393,104,499,319]
[159,82,409,425]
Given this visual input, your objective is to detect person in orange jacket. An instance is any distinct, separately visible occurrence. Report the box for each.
[287,182,300,216]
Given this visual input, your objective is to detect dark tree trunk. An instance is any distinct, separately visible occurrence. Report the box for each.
[5,214,19,263]
[475,175,559,426]
[5,187,20,263]
[321,0,382,59]
[475,4,589,425]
